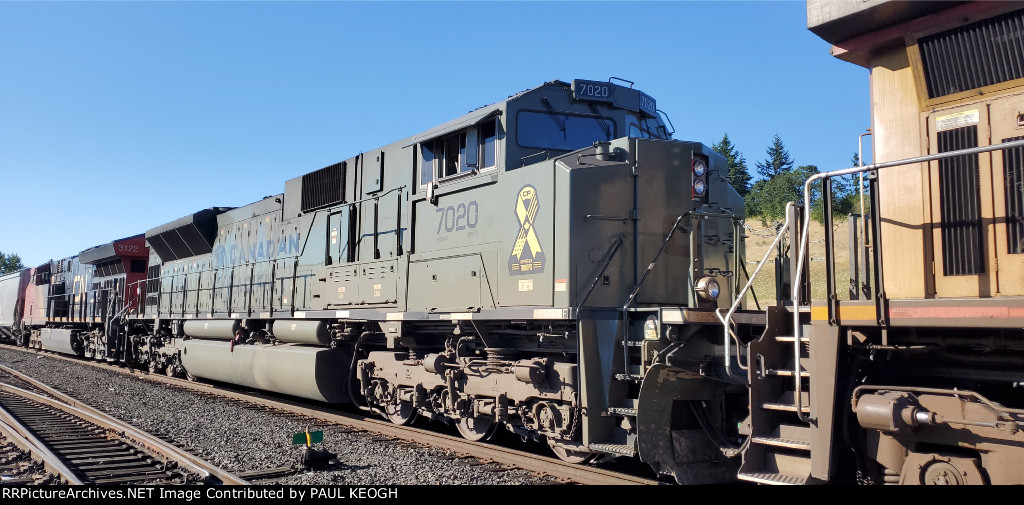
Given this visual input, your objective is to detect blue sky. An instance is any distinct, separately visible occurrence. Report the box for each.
[0,1,870,267]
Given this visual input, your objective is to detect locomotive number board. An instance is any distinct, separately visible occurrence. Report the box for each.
[572,79,657,117]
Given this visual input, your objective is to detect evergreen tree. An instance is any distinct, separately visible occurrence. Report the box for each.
[747,164,820,222]
[755,134,794,179]
[837,152,862,215]
[0,251,24,274]
[811,154,858,221]
[840,152,871,217]
[710,133,752,196]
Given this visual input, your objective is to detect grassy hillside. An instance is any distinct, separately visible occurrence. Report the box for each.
[739,216,868,307]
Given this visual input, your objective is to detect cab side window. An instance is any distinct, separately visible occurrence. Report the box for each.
[421,136,465,183]
[420,143,435,186]
[480,120,496,170]
[420,121,498,186]
[443,134,468,177]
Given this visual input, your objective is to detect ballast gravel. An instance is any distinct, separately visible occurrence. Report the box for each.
[0,347,560,485]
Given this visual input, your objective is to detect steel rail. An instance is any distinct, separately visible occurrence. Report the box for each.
[0,364,250,485]
[0,387,194,484]
[0,345,656,485]
[0,402,84,484]
[0,367,51,397]
[0,382,215,484]
[148,375,657,485]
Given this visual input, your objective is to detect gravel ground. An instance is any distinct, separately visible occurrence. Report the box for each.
[0,440,58,485]
[0,347,560,485]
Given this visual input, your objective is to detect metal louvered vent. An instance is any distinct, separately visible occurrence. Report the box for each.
[1005,136,1024,255]
[300,162,346,213]
[938,125,985,276]
[146,265,160,294]
[920,9,1024,99]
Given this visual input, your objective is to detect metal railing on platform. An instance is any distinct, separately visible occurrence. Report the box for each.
[717,137,1024,417]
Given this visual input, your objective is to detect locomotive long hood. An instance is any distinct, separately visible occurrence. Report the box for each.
[145,207,232,261]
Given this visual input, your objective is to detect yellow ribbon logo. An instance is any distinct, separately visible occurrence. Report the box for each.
[509,185,545,275]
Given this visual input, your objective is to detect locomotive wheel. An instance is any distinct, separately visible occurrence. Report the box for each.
[922,461,964,485]
[149,361,159,374]
[548,440,592,464]
[456,415,497,442]
[384,400,417,426]
[166,364,177,377]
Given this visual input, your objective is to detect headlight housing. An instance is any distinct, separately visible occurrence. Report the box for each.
[695,276,720,301]
[692,158,707,177]
[692,154,709,202]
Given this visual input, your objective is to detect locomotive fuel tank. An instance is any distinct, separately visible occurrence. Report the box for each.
[271,320,331,345]
[39,328,80,356]
[180,339,350,403]
[182,320,241,340]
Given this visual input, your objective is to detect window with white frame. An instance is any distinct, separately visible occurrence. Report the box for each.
[420,119,498,186]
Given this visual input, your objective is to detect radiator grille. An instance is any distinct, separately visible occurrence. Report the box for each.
[1005,136,1024,255]
[920,9,1024,99]
[301,162,346,213]
[938,125,985,276]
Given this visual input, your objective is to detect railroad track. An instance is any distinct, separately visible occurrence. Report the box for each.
[0,365,250,485]
[179,389,657,485]
[0,344,659,485]
[0,368,50,398]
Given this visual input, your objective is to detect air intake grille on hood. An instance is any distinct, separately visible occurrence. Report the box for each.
[920,9,1024,98]
[301,161,346,213]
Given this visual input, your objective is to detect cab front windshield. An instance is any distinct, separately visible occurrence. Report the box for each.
[626,113,671,140]
[517,110,616,151]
